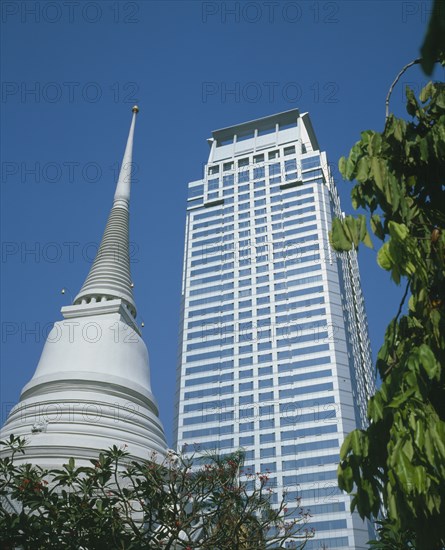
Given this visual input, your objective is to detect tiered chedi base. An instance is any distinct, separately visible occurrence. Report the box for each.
[1,300,167,468]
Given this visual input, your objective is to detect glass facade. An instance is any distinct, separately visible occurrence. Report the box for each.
[174,109,375,549]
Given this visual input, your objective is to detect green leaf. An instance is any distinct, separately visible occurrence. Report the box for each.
[370,157,386,192]
[368,393,384,422]
[338,156,347,177]
[389,221,409,241]
[356,156,370,181]
[330,217,353,251]
[377,241,392,271]
[419,81,434,103]
[418,344,440,380]
[370,214,385,240]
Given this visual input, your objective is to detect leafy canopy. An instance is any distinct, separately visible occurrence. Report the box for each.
[0,436,313,550]
[330,64,445,550]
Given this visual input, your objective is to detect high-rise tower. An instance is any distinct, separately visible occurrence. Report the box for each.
[1,107,167,467]
[174,109,375,549]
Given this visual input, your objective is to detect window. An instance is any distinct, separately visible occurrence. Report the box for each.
[239,356,253,366]
[259,391,274,401]
[208,165,219,175]
[281,438,339,456]
[238,288,251,298]
[253,154,264,163]
[279,382,333,400]
[280,424,337,440]
[238,171,249,183]
[253,167,265,179]
[301,155,320,170]
[258,341,272,351]
[223,174,234,187]
[238,158,249,167]
[208,178,219,191]
[240,435,254,446]
[223,161,234,171]
[285,159,297,173]
[260,433,275,443]
[239,421,254,432]
[239,395,253,405]
[268,150,279,160]
[239,310,251,320]
[240,407,254,419]
[188,184,204,199]
[260,418,275,429]
[284,145,296,156]
[183,424,233,438]
[258,366,273,376]
[260,448,276,459]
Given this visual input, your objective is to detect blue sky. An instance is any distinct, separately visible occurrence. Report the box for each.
[1,0,439,445]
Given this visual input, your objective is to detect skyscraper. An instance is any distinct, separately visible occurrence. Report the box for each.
[174,109,375,549]
[1,107,167,468]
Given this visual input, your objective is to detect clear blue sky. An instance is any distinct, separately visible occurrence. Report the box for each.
[1,0,439,445]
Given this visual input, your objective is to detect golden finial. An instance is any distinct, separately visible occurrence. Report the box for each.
[132,105,139,114]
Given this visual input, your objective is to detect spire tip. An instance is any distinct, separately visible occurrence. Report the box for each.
[132,105,139,114]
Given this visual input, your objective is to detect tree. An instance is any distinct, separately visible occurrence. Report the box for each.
[0,436,313,549]
[330,4,445,548]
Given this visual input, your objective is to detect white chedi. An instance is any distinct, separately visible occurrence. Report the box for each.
[1,108,168,468]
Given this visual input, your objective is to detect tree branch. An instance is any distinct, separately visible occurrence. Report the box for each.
[385,58,421,120]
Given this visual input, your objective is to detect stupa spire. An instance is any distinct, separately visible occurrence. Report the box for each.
[73,106,139,317]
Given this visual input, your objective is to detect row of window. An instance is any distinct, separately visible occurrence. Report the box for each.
[186,335,329,366]
[181,437,339,458]
[190,191,314,232]
[187,315,326,342]
[181,405,336,430]
[192,241,281,260]
[204,151,318,178]
[186,318,327,344]
[192,215,234,231]
[186,308,326,332]
[182,394,336,420]
[184,378,333,401]
[189,250,321,281]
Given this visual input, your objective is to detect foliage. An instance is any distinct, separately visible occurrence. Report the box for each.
[0,435,313,550]
[330,73,445,548]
